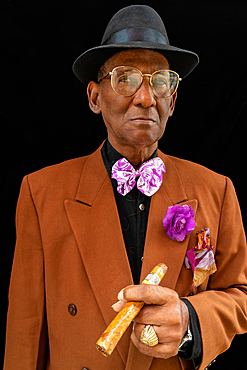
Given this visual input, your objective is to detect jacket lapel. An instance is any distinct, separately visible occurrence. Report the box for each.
[140,151,198,290]
[65,146,198,370]
[126,152,198,370]
[64,146,133,364]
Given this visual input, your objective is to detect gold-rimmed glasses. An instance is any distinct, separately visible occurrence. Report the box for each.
[98,66,181,99]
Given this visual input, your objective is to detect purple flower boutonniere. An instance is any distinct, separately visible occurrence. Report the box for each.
[163,204,196,241]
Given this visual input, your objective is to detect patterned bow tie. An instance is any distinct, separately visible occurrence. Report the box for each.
[111,157,166,196]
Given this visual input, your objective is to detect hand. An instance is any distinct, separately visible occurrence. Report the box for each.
[112,284,189,359]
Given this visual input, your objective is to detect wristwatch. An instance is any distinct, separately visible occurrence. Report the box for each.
[178,322,193,354]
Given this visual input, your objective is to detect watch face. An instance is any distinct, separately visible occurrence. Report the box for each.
[178,328,193,354]
[179,338,193,353]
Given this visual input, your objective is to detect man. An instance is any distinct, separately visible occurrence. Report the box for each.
[4,5,247,370]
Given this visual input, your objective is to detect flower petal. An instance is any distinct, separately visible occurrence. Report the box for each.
[163,204,196,241]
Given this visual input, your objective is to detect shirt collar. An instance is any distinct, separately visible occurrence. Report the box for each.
[101,138,158,177]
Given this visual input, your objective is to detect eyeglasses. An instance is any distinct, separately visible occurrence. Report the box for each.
[98,66,181,99]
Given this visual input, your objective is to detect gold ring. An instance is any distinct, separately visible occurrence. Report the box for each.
[140,325,158,347]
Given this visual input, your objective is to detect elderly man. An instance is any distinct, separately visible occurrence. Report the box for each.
[4,5,247,370]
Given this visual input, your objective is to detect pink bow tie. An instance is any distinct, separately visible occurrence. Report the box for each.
[111,157,166,196]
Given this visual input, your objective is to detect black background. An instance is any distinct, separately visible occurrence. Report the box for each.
[1,0,247,368]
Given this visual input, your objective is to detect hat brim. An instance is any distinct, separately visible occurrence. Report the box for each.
[72,41,199,85]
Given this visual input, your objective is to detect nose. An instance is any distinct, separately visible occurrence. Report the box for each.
[132,75,156,108]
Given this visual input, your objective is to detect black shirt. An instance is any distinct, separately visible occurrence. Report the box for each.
[101,139,202,365]
[101,139,157,284]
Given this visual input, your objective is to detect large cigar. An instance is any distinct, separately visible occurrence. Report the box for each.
[96,263,168,356]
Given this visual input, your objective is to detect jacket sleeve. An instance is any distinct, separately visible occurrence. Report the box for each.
[185,177,247,370]
[4,176,48,369]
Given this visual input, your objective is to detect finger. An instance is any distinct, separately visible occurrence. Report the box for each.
[133,321,181,346]
[133,322,161,343]
[131,328,161,357]
[111,300,126,312]
[118,285,179,306]
[130,330,179,359]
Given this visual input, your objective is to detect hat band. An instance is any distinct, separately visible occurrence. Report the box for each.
[103,27,168,46]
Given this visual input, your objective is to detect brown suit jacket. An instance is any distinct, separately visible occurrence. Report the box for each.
[4,144,247,370]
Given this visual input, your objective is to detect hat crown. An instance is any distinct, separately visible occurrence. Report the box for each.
[72,5,199,85]
[101,5,170,46]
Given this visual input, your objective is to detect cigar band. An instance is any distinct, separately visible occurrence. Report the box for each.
[142,272,161,285]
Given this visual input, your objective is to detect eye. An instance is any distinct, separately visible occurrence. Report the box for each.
[117,74,135,84]
[153,76,169,87]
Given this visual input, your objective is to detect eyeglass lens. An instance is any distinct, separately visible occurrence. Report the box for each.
[111,67,179,98]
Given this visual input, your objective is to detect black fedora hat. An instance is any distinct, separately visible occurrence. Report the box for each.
[72,5,199,85]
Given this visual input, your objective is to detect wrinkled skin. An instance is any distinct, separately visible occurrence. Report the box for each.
[87,49,177,167]
[112,285,189,359]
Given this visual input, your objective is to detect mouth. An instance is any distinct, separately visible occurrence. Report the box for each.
[130,117,156,124]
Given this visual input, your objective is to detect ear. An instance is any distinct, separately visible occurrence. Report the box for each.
[87,81,102,114]
[169,91,177,117]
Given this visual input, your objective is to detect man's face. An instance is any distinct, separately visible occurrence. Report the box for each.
[88,49,177,154]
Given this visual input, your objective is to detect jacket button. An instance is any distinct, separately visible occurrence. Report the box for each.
[68,303,77,316]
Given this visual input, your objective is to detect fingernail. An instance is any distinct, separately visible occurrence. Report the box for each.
[111,301,120,309]
[117,290,124,301]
